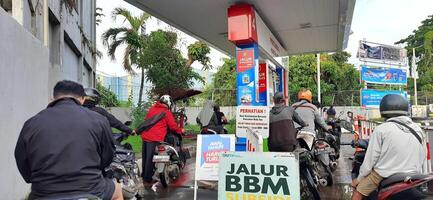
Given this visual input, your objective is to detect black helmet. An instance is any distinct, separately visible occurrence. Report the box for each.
[380,94,409,118]
[273,92,285,104]
[84,88,101,105]
[214,104,220,112]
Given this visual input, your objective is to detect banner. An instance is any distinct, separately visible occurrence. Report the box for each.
[236,106,270,138]
[258,63,267,105]
[195,135,236,181]
[361,66,407,85]
[218,152,300,200]
[361,89,408,108]
[236,44,259,106]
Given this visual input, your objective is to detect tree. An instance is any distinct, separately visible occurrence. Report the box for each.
[96,82,120,107]
[289,52,362,106]
[396,15,433,92]
[95,7,104,26]
[187,41,211,69]
[139,30,210,96]
[101,8,150,104]
[210,58,236,106]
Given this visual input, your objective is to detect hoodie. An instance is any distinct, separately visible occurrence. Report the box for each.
[269,104,306,148]
[357,116,427,181]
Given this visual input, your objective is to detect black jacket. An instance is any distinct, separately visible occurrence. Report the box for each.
[269,104,306,149]
[14,98,114,199]
[88,106,132,134]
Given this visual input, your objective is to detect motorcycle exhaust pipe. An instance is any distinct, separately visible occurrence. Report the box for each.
[319,178,328,186]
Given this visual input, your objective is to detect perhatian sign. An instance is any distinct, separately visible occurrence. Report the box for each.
[218,152,300,200]
[236,106,270,138]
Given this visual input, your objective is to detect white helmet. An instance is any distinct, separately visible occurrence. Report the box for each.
[159,95,173,108]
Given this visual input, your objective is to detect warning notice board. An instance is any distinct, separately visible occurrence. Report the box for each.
[236,106,269,138]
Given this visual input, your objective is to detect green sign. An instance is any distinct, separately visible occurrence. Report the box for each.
[218,152,300,200]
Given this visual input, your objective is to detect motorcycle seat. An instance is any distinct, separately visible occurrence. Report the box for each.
[380,173,428,188]
[115,146,132,154]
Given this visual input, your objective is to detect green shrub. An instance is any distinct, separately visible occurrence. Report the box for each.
[96,82,120,107]
[225,119,236,134]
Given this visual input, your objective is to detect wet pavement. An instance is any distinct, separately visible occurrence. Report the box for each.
[137,133,356,200]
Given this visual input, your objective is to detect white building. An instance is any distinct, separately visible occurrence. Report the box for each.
[0,0,97,198]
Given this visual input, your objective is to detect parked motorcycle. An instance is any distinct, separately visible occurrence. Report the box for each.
[342,123,433,200]
[105,131,141,199]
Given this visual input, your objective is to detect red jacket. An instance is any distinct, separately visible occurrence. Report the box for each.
[141,102,182,142]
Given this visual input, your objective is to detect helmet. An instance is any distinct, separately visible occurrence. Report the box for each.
[273,92,285,104]
[159,95,173,108]
[214,104,220,112]
[298,89,313,102]
[380,94,409,118]
[84,88,101,105]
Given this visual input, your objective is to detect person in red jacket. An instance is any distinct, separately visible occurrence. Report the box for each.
[140,95,184,185]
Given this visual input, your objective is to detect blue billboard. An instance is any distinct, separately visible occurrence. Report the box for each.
[361,89,408,108]
[361,66,407,85]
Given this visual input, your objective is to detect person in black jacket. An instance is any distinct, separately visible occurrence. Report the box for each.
[83,88,135,135]
[14,80,123,200]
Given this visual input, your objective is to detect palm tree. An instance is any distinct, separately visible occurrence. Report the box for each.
[102,7,150,105]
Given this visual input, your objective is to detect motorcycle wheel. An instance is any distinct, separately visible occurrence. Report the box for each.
[121,175,138,199]
[159,167,170,188]
[300,167,321,200]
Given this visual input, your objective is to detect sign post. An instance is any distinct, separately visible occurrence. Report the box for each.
[218,152,300,200]
[194,135,236,200]
[236,106,270,138]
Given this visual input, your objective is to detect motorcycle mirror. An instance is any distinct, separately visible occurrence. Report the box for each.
[340,121,354,132]
[124,121,132,126]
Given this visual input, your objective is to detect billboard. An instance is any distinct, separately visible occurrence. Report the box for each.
[358,41,407,63]
[361,66,407,85]
[361,89,408,108]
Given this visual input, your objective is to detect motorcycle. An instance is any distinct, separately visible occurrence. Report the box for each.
[312,134,335,186]
[341,122,433,200]
[106,130,141,199]
[295,127,322,199]
[152,91,194,188]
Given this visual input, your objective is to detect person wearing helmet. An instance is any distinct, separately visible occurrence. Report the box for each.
[351,94,426,200]
[83,88,134,135]
[291,89,331,150]
[140,95,184,185]
[269,92,306,152]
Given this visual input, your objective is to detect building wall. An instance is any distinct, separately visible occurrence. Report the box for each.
[0,0,97,198]
[0,7,50,199]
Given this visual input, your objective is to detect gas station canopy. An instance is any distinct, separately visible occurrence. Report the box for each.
[125,0,355,56]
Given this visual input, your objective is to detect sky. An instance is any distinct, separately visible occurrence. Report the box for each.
[96,0,433,76]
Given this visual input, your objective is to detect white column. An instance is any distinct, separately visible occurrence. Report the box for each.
[413,48,418,105]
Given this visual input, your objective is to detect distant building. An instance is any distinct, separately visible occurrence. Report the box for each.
[1,0,97,198]
[97,68,213,104]
[97,73,152,104]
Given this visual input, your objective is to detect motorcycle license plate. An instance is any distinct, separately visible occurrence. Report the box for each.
[153,155,170,162]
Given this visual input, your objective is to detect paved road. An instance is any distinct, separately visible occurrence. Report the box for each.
[138,133,356,200]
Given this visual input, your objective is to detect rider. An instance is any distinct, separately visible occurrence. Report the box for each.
[292,89,331,150]
[14,80,122,200]
[269,92,307,152]
[351,94,426,200]
[214,104,228,134]
[196,100,221,134]
[140,95,184,185]
[83,88,135,135]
